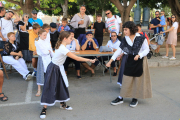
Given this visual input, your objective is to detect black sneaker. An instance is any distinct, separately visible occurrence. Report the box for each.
[104,69,108,73]
[111,97,123,106]
[129,98,138,108]
[40,107,47,119]
[113,71,117,76]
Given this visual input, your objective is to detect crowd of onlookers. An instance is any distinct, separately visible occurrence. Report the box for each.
[0,5,179,102]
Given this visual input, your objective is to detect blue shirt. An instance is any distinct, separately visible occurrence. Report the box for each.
[28,18,43,27]
[81,38,99,50]
[58,25,70,32]
[160,15,166,25]
[150,18,162,34]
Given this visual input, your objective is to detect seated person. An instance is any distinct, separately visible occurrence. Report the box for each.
[0,70,8,101]
[2,32,33,81]
[98,32,120,76]
[49,22,60,50]
[81,31,99,77]
[63,30,81,79]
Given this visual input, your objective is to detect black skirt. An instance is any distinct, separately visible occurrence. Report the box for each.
[41,62,70,106]
[19,32,29,50]
[124,55,143,77]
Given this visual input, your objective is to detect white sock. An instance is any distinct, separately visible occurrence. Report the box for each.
[34,68,37,71]
[118,96,122,99]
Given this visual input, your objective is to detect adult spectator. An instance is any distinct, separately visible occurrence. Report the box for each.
[150,11,166,57]
[17,13,33,62]
[0,7,5,18]
[81,31,99,77]
[0,70,8,101]
[98,32,120,76]
[105,10,122,41]
[70,5,90,45]
[0,11,20,47]
[0,7,6,49]
[161,14,179,60]
[28,10,43,27]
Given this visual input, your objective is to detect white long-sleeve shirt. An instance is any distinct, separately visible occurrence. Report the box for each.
[35,38,54,72]
[111,33,149,61]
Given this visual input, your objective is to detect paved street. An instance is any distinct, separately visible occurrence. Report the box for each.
[0,66,180,120]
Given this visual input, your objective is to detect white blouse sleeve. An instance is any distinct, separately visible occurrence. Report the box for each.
[173,22,179,29]
[138,38,149,59]
[111,47,122,61]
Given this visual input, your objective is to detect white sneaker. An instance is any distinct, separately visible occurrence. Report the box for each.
[169,57,176,60]
[162,56,169,59]
[25,74,33,81]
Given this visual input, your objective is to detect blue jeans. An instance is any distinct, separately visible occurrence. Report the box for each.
[156,27,165,36]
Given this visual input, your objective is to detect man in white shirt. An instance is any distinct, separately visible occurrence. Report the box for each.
[105,10,122,41]
[0,11,20,42]
[98,32,121,76]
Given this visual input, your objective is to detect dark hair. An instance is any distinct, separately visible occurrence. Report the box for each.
[33,23,41,30]
[80,5,86,8]
[105,10,111,13]
[97,14,102,17]
[42,24,50,29]
[38,29,46,35]
[136,24,141,28]
[111,32,117,36]
[7,11,14,15]
[170,14,178,26]
[62,18,67,22]
[0,7,5,13]
[123,21,138,35]
[55,31,71,49]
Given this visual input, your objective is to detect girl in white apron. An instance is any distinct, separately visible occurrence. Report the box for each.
[40,31,96,119]
[35,29,54,97]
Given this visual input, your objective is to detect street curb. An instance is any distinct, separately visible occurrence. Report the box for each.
[148,60,180,67]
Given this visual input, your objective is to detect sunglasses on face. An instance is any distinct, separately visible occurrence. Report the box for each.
[111,35,116,37]
[33,13,37,15]
[155,14,159,15]
[172,17,175,18]
[106,12,110,15]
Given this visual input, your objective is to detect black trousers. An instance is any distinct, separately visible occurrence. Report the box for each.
[63,57,80,71]
[98,56,115,67]
[95,36,103,47]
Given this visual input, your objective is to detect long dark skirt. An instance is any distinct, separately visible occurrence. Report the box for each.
[117,55,128,86]
[41,62,70,106]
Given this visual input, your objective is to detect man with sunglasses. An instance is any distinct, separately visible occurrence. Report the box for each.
[105,10,122,41]
[28,10,43,27]
[0,11,20,42]
[150,11,165,57]
[98,32,120,76]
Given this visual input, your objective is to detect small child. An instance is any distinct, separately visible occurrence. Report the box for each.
[2,32,33,80]
[58,18,70,33]
[35,29,54,97]
[157,10,166,35]
[40,31,95,119]
[28,23,41,76]
[93,14,105,46]
[49,22,60,49]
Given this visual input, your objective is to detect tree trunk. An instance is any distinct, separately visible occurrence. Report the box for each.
[168,0,180,21]
[102,8,105,22]
[61,0,68,18]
